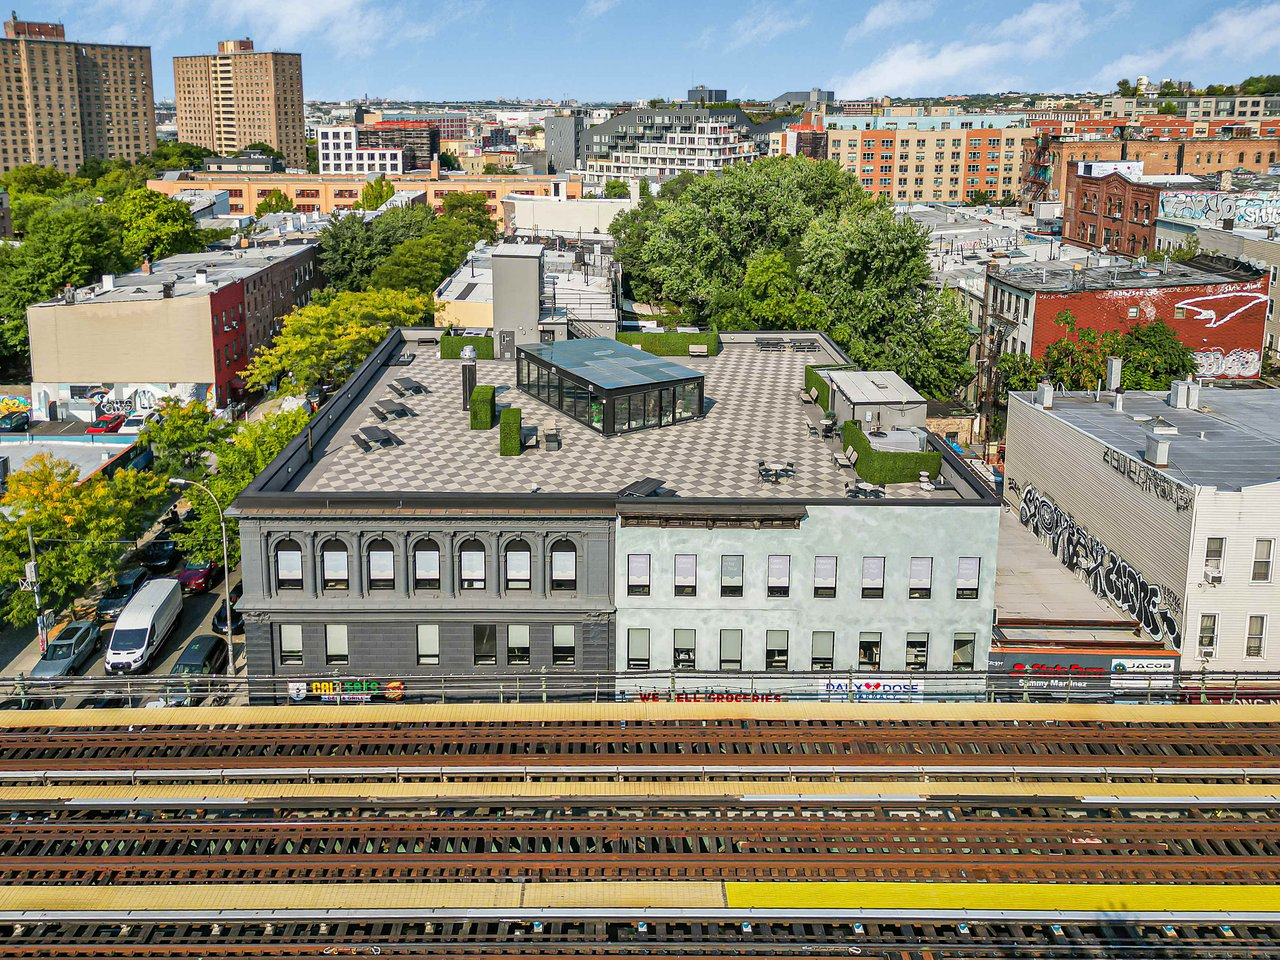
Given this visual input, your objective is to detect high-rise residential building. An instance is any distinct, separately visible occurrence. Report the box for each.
[0,14,155,175]
[173,38,305,169]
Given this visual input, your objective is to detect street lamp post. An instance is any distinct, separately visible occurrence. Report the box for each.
[169,478,235,678]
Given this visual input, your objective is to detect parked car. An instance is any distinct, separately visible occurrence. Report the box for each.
[86,413,126,434]
[30,621,101,679]
[119,410,163,435]
[138,535,179,573]
[177,558,222,594]
[104,578,183,674]
[212,598,244,635]
[80,695,137,709]
[96,567,150,624]
[145,634,229,707]
[0,410,30,432]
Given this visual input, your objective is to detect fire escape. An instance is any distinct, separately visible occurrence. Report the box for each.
[1022,132,1055,203]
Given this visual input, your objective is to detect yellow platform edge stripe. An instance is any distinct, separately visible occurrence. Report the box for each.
[0,780,1275,802]
[1,882,1277,914]
[6,701,1280,727]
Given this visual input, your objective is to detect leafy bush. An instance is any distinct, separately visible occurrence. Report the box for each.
[499,407,522,456]
[841,420,942,486]
[441,335,495,359]
[616,331,720,356]
[469,385,495,430]
[804,365,831,408]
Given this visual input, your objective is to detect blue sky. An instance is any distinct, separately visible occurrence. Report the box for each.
[41,0,1280,102]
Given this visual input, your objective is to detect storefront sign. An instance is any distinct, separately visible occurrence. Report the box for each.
[288,679,405,704]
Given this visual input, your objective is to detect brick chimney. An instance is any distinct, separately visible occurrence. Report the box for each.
[140,258,152,275]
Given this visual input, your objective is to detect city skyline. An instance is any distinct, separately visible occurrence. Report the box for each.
[39,0,1280,103]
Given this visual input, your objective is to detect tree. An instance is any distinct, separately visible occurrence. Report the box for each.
[237,141,284,160]
[254,189,296,216]
[968,190,993,204]
[1116,78,1135,96]
[1165,235,1201,261]
[1157,101,1179,115]
[148,141,216,170]
[244,289,433,395]
[996,352,1047,397]
[482,163,515,175]
[440,192,495,237]
[603,179,630,199]
[317,205,440,292]
[139,398,234,477]
[1158,80,1181,97]
[1239,75,1280,95]
[0,456,167,625]
[111,188,204,264]
[306,144,319,174]
[173,408,310,566]
[358,176,395,211]
[1034,312,1196,391]
[438,151,462,171]
[718,250,829,332]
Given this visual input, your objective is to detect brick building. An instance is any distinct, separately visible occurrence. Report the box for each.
[1062,161,1200,255]
[0,14,155,175]
[980,256,1269,396]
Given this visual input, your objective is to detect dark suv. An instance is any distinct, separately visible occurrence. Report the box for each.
[96,567,150,624]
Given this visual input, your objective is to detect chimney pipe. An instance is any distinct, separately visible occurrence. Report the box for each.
[140,258,152,275]
[1106,356,1122,391]
[1145,434,1170,467]
[101,274,115,291]
[1112,387,1125,413]
[1169,379,1192,408]
[195,268,208,285]
[162,281,175,299]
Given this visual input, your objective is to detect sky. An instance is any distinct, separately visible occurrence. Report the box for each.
[37,0,1280,103]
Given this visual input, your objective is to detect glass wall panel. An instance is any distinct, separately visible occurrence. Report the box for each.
[589,393,604,431]
[644,390,660,427]
[628,392,645,431]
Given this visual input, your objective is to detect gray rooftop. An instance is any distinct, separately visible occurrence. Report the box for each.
[521,338,699,390]
[828,370,923,407]
[1010,385,1280,492]
[990,254,1262,295]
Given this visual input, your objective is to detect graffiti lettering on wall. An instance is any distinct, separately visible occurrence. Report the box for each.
[1193,347,1262,378]
[1173,292,1269,330]
[1017,483,1183,648]
[1159,191,1280,226]
[1101,448,1194,510]
[0,396,30,415]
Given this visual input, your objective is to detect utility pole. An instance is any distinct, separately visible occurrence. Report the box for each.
[26,525,46,655]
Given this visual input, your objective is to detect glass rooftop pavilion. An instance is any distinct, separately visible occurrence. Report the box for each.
[516,338,704,436]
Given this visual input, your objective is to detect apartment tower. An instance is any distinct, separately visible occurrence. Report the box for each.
[0,14,156,175]
[174,38,304,169]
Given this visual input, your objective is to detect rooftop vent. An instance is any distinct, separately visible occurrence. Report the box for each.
[1145,434,1170,467]
[1106,356,1122,391]
[1149,416,1178,435]
[1035,381,1053,409]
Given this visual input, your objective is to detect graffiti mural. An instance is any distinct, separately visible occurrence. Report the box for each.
[1018,484,1183,648]
[1159,191,1280,226]
[1173,291,1270,329]
[1100,449,1194,510]
[1193,347,1263,378]
[0,396,31,415]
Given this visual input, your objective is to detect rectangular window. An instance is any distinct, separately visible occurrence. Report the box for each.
[1247,615,1266,658]
[765,630,789,671]
[505,547,531,590]
[506,624,530,665]
[813,556,837,598]
[627,554,650,596]
[473,624,498,665]
[324,624,349,666]
[1205,537,1225,573]
[460,546,486,590]
[275,547,303,590]
[414,546,440,589]
[416,625,440,666]
[1253,540,1273,582]
[720,555,744,597]
[956,557,980,599]
[952,632,976,671]
[552,624,576,666]
[550,548,576,590]
[674,554,697,596]
[1198,614,1217,658]
[858,632,881,670]
[767,555,790,597]
[279,624,303,665]
[321,547,348,590]
[627,628,650,670]
[909,557,933,599]
[906,632,929,671]
[673,629,696,669]
[811,631,835,670]
[719,629,743,670]
[861,556,885,598]
[368,546,395,590]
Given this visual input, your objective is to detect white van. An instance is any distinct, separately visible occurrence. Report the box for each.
[105,578,183,674]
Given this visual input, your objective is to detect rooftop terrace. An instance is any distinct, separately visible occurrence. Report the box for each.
[989,254,1263,295]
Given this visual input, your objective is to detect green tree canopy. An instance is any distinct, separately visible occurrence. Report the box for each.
[358,176,395,211]
[317,205,440,292]
[244,289,433,395]
[110,188,204,264]
[139,398,235,477]
[438,151,462,171]
[237,141,284,160]
[254,189,296,216]
[440,192,495,236]
[603,179,630,199]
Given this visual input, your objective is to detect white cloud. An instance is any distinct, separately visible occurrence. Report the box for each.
[843,0,932,46]
[580,0,620,18]
[701,2,810,52]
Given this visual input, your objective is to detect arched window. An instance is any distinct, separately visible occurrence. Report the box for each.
[320,539,349,590]
[459,539,486,591]
[413,539,440,590]
[550,539,577,591]
[504,539,531,591]
[275,539,303,590]
[367,538,395,591]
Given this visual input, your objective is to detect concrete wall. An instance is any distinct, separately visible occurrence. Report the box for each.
[613,503,999,674]
[434,299,494,330]
[503,196,635,238]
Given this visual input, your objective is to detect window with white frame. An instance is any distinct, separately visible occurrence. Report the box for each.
[550,540,577,591]
[416,625,439,666]
[321,540,349,590]
[1247,615,1266,659]
[861,557,885,598]
[504,540,532,591]
[720,555,744,597]
[627,554,650,596]
[669,629,694,669]
[552,625,576,665]
[909,557,933,599]
[1198,614,1218,658]
[366,539,395,591]
[956,557,980,599]
[811,631,835,670]
[858,632,881,670]
[674,554,697,597]
[720,629,742,670]
[279,624,303,665]
[324,624,349,666]
[1253,540,1273,582]
[274,540,303,590]
[473,624,497,665]
[506,624,530,665]
[906,632,929,670]
[767,555,790,598]
[765,630,789,671]
[813,556,837,598]
[627,628,650,669]
[1205,537,1225,573]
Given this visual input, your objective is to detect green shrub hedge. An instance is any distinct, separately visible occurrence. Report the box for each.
[441,335,495,360]
[841,420,942,486]
[499,407,522,456]
[804,365,831,409]
[617,331,720,356]
[469,384,495,430]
